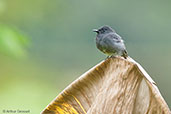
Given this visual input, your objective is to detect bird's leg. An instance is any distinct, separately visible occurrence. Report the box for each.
[105,55,116,60]
[122,50,128,59]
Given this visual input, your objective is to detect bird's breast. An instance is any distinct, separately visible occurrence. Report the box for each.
[96,37,103,50]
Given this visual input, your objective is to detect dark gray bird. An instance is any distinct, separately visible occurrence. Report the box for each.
[93,25,128,59]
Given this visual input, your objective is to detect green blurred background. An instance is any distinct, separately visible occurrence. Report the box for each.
[0,0,171,113]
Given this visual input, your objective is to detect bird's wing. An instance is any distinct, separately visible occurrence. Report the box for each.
[102,33,126,52]
[103,33,123,43]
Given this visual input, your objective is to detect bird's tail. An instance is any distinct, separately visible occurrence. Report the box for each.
[122,50,128,59]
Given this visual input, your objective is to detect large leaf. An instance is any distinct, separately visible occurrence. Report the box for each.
[42,57,170,114]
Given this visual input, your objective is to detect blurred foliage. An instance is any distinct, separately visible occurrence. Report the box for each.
[0,0,171,113]
[0,24,29,58]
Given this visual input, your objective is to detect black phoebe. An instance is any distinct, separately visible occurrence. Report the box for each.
[93,25,128,59]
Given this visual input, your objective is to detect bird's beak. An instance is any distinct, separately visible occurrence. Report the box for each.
[93,29,99,33]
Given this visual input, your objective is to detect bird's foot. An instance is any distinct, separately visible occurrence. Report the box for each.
[105,56,110,60]
[122,55,127,59]
[110,55,116,58]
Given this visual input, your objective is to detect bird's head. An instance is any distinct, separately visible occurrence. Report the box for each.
[93,25,115,34]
